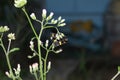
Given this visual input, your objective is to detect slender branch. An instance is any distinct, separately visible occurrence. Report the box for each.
[1,39,15,80]
[43,26,54,29]
[111,71,120,80]
[22,7,38,38]
[7,40,11,54]
[6,40,16,80]
[35,19,42,24]
[0,40,7,54]
[43,50,49,80]
[22,7,44,80]
[34,72,39,80]
[43,43,53,80]
[37,28,44,80]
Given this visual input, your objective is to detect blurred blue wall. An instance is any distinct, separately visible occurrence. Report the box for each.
[46,0,111,27]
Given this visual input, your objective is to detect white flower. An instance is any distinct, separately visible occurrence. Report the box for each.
[59,23,66,27]
[5,71,12,78]
[30,13,36,20]
[29,63,39,73]
[29,41,34,51]
[14,0,27,8]
[51,19,58,24]
[4,26,9,31]
[0,26,9,32]
[17,64,21,72]
[29,65,32,73]
[38,40,43,45]
[8,33,15,40]
[45,40,49,48]
[59,33,65,38]
[58,16,62,21]
[46,12,54,21]
[13,64,21,75]
[47,61,51,71]
[53,20,58,24]
[56,34,60,40]
[60,19,65,23]
[55,49,63,53]
[51,19,55,23]
[42,9,47,18]
[32,63,39,72]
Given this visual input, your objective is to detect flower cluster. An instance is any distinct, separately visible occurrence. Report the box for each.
[50,32,68,47]
[29,40,34,51]
[7,33,16,40]
[29,63,39,73]
[30,13,37,20]
[0,26,9,33]
[42,9,66,27]
[5,64,21,79]
[14,0,27,8]
[10,0,67,80]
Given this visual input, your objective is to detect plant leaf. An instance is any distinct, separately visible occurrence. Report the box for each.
[118,66,120,72]
[9,48,20,54]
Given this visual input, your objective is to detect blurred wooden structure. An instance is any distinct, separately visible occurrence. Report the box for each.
[104,0,120,56]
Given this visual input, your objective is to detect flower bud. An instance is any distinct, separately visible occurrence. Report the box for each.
[59,33,65,38]
[28,55,32,59]
[38,40,43,46]
[14,0,27,8]
[60,19,65,23]
[30,13,36,20]
[13,64,21,75]
[0,26,9,32]
[59,23,66,27]
[4,26,9,31]
[8,33,15,40]
[55,49,63,53]
[29,65,32,73]
[46,12,54,21]
[56,35,60,40]
[47,61,51,71]
[29,41,34,51]
[51,19,55,24]
[53,20,58,24]
[32,63,38,72]
[5,71,12,78]
[58,16,62,21]
[45,40,49,48]
[17,64,21,72]
[42,9,47,18]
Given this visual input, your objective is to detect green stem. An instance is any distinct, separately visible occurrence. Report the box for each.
[43,44,53,80]
[34,72,39,80]
[43,60,46,80]
[43,50,49,80]
[6,55,15,80]
[111,71,120,80]
[18,77,22,80]
[6,40,15,80]
[22,7,38,38]
[38,28,44,80]
[22,7,44,80]
[1,40,15,80]
[0,40,7,54]
[43,26,54,29]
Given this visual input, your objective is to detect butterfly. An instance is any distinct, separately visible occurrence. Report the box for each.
[50,33,68,47]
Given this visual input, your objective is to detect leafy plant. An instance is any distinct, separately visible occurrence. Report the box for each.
[0,0,67,80]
